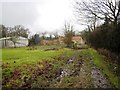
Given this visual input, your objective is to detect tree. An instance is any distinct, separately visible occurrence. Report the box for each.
[41,32,47,40]
[0,25,7,38]
[75,0,120,53]
[28,34,40,46]
[34,34,40,45]
[48,32,53,40]
[80,29,90,44]
[6,27,14,37]
[53,31,59,39]
[75,0,120,27]
[13,25,29,38]
[63,23,75,47]
[10,36,19,48]
[0,24,30,38]
[28,35,36,46]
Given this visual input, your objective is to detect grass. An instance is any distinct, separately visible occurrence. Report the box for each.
[2,47,63,82]
[58,76,81,88]
[2,46,78,87]
[2,46,119,89]
[2,47,61,76]
[88,48,119,89]
[33,49,81,88]
[2,47,60,60]
[2,47,66,68]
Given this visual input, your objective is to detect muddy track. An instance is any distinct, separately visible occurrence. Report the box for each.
[30,54,114,88]
[90,59,113,88]
[31,55,85,88]
[91,66,112,88]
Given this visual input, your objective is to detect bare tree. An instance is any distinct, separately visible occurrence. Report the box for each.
[0,25,30,38]
[48,32,53,40]
[63,23,75,47]
[75,0,120,28]
[14,25,29,38]
[41,32,47,40]
[53,31,59,39]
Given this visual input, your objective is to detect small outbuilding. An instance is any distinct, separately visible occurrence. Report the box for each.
[0,36,28,48]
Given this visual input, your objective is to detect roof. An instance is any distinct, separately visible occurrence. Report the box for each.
[18,36,28,40]
[0,36,28,40]
[58,37,64,40]
[72,36,81,40]
[0,37,11,40]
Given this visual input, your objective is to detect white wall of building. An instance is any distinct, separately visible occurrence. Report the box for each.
[0,36,28,48]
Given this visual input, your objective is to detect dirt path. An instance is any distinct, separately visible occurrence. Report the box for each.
[90,59,112,88]
[91,66,111,88]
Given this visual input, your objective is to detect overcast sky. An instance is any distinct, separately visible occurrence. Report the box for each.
[0,0,86,35]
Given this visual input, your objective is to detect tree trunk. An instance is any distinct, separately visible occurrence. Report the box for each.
[13,42,16,48]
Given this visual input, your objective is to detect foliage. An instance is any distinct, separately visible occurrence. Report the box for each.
[75,0,120,54]
[75,0,120,27]
[0,25,7,38]
[79,6,120,53]
[83,22,120,53]
[28,34,40,46]
[13,25,29,38]
[0,24,29,38]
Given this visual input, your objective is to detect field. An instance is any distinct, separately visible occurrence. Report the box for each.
[2,45,119,89]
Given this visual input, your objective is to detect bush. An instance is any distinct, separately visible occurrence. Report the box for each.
[85,23,120,54]
[97,48,118,63]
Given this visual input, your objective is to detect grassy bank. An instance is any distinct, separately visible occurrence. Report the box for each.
[88,48,119,89]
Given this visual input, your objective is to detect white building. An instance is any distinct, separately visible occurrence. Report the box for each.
[0,36,28,48]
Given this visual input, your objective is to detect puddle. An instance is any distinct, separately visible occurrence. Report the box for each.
[60,68,71,78]
[66,56,77,64]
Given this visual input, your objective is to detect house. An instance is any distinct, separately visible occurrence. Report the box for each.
[41,39,59,45]
[0,36,28,48]
[58,36,84,45]
[58,37,64,45]
[72,36,84,45]
[40,36,84,45]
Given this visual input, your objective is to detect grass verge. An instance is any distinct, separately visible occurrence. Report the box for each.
[88,48,119,89]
